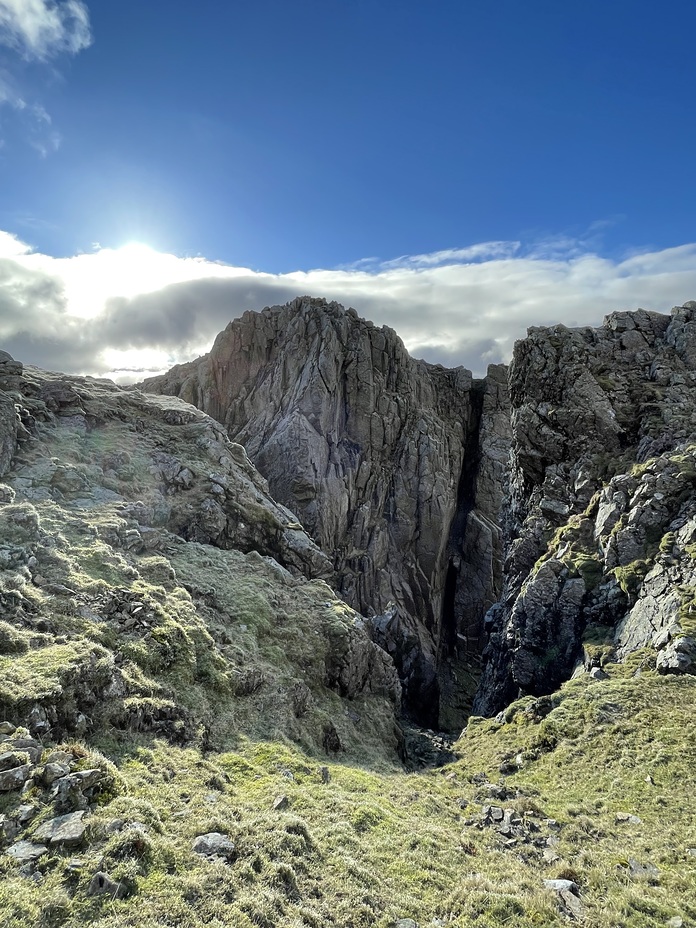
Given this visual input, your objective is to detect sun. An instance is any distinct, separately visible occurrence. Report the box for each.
[112,241,162,295]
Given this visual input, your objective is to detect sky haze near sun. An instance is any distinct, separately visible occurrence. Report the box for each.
[1,0,696,379]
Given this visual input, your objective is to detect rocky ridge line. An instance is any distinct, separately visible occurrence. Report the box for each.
[0,353,400,754]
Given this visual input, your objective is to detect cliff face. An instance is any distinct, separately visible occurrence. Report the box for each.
[143,297,696,726]
[475,303,696,714]
[143,297,510,728]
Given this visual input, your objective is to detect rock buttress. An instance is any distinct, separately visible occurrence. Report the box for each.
[143,297,510,729]
[474,302,696,716]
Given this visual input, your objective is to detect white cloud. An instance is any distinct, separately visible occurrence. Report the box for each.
[0,2,90,153]
[0,232,695,380]
[0,0,91,60]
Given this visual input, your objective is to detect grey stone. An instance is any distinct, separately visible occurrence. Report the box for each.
[559,888,586,919]
[44,750,73,766]
[0,763,33,791]
[42,762,70,784]
[656,637,696,675]
[544,879,579,894]
[0,751,28,772]
[33,811,87,846]
[615,812,642,824]
[191,832,235,859]
[87,871,127,898]
[8,738,42,764]
[5,840,48,862]
[0,391,19,477]
[273,795,289,811]
[628,858,660,879]
[16,804,37,825]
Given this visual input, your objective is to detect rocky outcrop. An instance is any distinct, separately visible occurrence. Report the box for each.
[0,362,401,759]
[143,297,510,729]
[475,303,696,715]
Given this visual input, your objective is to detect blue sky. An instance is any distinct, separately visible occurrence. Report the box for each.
[0,0,695,377]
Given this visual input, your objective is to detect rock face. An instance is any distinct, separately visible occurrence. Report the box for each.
[0,361,402,761]
[475,303,696,714]
[143,297,510,728]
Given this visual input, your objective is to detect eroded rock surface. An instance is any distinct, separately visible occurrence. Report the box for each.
[475,303,696,715]
[143,297,510,727]
[0,362,401,761]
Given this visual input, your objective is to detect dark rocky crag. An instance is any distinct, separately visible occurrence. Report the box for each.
[143,297,511,729]
[475,302,696,714]
[145,297,696,727]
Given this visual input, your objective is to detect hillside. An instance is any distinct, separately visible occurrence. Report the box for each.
[1,304,695,928]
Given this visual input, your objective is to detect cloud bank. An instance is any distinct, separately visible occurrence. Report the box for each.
[1,230,695,380]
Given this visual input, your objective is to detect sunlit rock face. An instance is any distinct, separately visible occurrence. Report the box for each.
[0,353,401,754]
[475,302,696,716]
[143,297,511,729]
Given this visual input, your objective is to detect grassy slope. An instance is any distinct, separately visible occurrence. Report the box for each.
[1,660,694,928]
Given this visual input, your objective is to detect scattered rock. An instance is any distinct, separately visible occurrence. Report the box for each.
[87,871,127,898]
[615,812,642,824]
[273,795,289,811]
[191,832,235,859]
[0,751,28,771]
[4,840,48,862]
[42,762,70,785]
[16,804,37,825]
[544,879,579,893]
[0,763,33,791]
[628,858,660,880]
[33,811,87,847]
[543,878,585,918]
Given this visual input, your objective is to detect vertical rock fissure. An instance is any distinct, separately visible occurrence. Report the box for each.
[435,378,486,733]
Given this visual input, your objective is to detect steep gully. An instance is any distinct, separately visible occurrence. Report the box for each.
[142,297,510,734]
[143,298,696,732]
